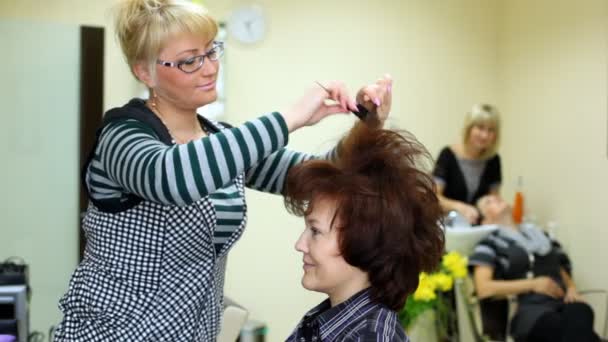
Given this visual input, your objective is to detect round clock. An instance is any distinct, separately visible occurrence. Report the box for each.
[227,5,266,44]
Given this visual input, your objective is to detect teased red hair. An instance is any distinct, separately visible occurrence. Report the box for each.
[284,122,445,311]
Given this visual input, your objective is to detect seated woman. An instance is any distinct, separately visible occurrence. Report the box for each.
[282,122,445,341]
[469,195,600,342]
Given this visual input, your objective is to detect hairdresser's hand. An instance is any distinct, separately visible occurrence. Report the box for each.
[457,202,479,224]
[532,276,565,299]
[356,74,393,126]
[564,286,585,303]
[282,81,358,133]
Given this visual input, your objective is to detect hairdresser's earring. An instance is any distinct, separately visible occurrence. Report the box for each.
[150,89,157,107]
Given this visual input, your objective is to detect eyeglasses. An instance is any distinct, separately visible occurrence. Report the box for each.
[157,41,224,74]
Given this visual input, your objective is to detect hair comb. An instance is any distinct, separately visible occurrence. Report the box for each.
[315,81,370,121]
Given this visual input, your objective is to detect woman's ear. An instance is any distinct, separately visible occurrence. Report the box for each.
[133,62,156,88]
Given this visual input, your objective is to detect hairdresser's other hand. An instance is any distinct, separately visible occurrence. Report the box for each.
[282,81,358,133]
[457,202,479,224]
[356,74,393,126]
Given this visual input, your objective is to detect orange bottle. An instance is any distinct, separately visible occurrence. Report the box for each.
[512,176,524,224]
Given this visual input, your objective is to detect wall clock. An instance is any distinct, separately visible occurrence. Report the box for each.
[227,5,266,44]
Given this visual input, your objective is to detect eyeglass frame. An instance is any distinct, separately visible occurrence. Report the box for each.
[156,41,224,74]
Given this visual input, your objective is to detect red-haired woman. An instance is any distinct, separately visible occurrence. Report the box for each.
[283,123,445,341]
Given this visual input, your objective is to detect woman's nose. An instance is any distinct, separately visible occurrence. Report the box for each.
[200,59,218,76]
[294,232,307,253]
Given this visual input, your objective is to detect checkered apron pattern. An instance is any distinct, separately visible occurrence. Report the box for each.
[54,117,248,341]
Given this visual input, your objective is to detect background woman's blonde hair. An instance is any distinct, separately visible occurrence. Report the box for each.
[461,103,500,159]
[114,0,218,81]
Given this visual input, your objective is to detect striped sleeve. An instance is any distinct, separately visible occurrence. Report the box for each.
[468,238,498,269]
[244,143,339,194]
[94,112,288,206]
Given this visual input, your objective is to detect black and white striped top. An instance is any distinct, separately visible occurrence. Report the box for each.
[468,226,571,284]
[468,225,572,338]
[87,109,327,205]
[86,103,336,252]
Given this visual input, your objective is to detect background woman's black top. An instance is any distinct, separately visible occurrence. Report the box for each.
[433,147,502,205]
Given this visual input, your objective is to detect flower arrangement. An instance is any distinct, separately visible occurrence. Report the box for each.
[399,251,468,338]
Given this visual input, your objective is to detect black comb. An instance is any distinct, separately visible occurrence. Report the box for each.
[315,81,370,122]
[352,104,370,121]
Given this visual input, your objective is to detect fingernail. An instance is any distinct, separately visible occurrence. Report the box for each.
[374,98,381,106]
[388,85,392,94]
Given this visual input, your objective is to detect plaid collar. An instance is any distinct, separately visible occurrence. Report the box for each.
[297,288,377,340]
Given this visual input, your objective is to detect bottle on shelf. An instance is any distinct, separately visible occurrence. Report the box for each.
[512,176,524,224]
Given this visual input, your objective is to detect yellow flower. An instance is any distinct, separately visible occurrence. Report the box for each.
[413,283,436,301]
[429,272,453,291]
[442,251,468,279]
[413,286,436,301]
[413,272,437,301]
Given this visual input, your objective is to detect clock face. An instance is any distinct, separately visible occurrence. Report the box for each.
[227,5,266,44]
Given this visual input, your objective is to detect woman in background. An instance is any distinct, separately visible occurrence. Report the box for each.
[54,0,392,340]
[433,104,501,224]
[283,122,445,341]
[470,195,599,341]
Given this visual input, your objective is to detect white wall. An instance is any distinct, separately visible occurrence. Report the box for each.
[0,18,81,335]
[0,0,140,112]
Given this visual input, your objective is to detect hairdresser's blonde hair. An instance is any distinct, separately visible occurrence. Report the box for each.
[114,0,218,81]
[462,104,500,160]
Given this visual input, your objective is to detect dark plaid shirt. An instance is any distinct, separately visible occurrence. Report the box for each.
[286,288,408,342]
